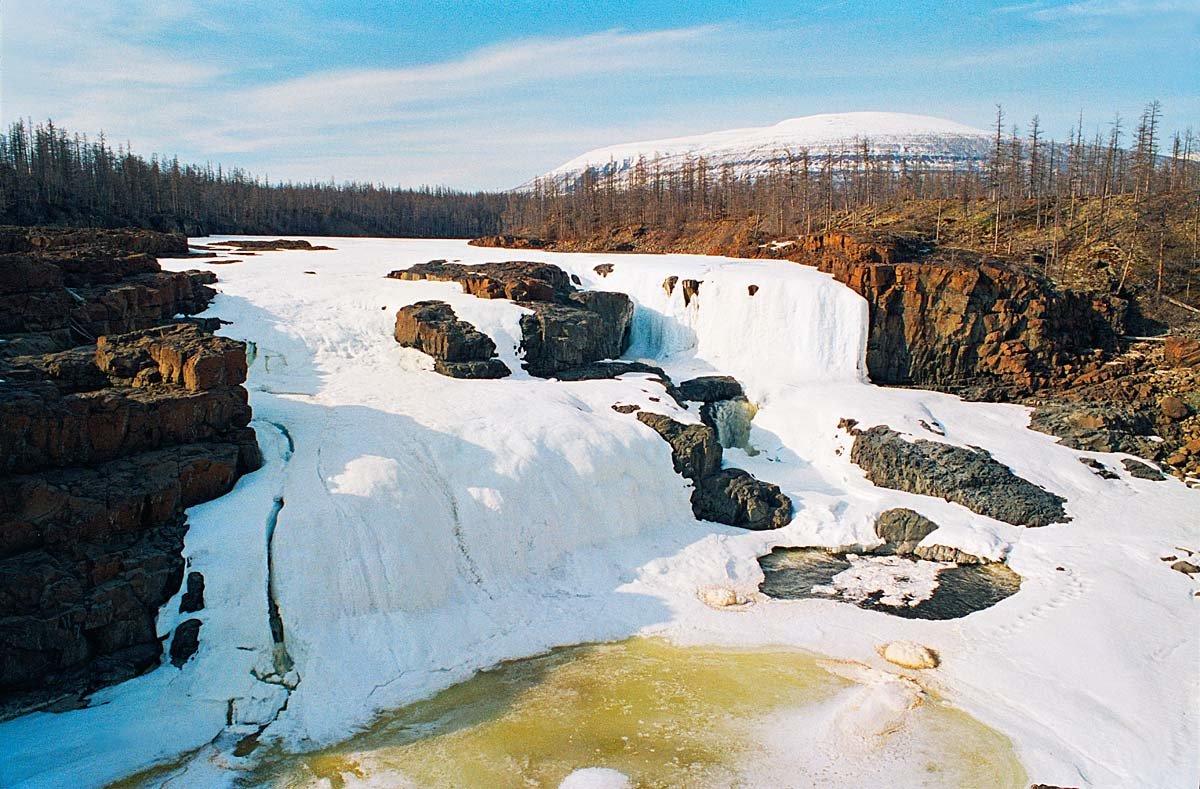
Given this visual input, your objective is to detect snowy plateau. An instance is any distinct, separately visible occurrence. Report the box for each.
[0,237,1196,787]
[530,112,995,189]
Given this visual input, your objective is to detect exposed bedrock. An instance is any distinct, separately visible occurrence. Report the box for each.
[388,260,634,377]
[0,227,260,717]
[678,375,744,402]
[0,226,215,355]
[636,412,791,530]
[393,300,511,379]
[846,422,1069,527]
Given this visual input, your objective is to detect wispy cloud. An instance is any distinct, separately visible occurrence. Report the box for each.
[997,0,1199,20]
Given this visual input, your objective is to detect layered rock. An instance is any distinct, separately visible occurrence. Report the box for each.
[636,412,790,530]
[388,261,634,377]
[0,227,258,717]
[846,423,1068,527]
[393,301,510,379]
[790,233,1124,391]
[0,226,215,356]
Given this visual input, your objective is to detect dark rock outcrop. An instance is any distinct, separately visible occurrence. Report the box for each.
[636,412,790,530]
[389,261,634,377]
[519,293,634,376]
[678,375,744,403]
[848,424,1069,527]
[0,227,216,355]
[549,361,684,404]
[393,301,510,379]
[389,260,571,301]
[1122,458,1166,481]
[1078,457,1119,479]
[209,239,333,252]
[179,571,205,613]
[169,619,202,667]
[0,227,259,717]
[691,468,791,531]
[467,235,547,250]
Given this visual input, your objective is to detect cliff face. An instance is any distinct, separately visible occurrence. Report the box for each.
[0,228,260,717]
[792,233,1125,393]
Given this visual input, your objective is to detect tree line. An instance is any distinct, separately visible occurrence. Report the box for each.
[512,102,1197,245]
[0,119,506,237]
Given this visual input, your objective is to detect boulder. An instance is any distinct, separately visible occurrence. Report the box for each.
[1159,395,1189,421]
[519,294,634,376]
[848,424,1069,527]
[873,508,939,555]
[692,468,791,531]
[393,301,510,379]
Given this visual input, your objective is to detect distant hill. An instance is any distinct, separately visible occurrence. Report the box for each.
[527,112,995,190]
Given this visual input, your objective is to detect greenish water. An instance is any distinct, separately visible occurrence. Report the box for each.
[759,548,1022,619]
[226,638,1026,788]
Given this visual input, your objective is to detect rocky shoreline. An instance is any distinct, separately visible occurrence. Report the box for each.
[0,228,260,717]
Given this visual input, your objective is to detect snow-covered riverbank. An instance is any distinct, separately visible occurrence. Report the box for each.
[1,238,1195,788]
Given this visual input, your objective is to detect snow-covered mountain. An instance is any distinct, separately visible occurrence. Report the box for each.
[529,112,994,189]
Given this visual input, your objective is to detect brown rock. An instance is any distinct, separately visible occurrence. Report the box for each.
[1164,336,1200,368]
[1159,395,1189,421]
[393,301,510,379]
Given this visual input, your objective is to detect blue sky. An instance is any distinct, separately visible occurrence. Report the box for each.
[3,0,1196,189]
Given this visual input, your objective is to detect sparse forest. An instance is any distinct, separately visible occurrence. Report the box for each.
[2,105,1198,306]
[0,120,506,237]
[508,102,1200,306]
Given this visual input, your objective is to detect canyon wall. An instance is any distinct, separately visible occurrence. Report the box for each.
[0,228,259,716]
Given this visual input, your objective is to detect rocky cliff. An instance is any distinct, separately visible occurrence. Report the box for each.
[774,232,1126,393]
[0,228,259,717]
